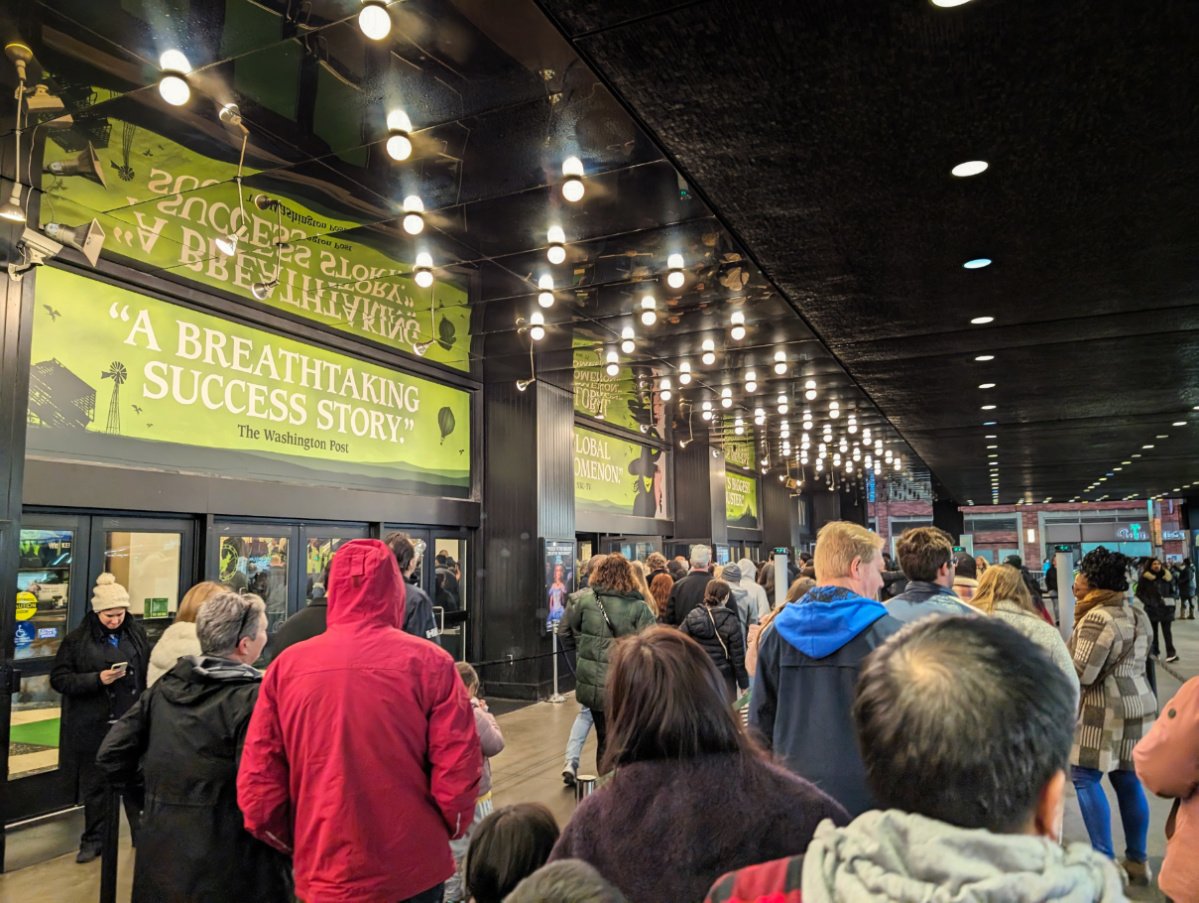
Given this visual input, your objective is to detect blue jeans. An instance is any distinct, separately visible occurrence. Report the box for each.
[565,705,593,767]
[1071,766,1149,862]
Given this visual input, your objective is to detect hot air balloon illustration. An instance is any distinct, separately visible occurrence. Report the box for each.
[438,407,455,445]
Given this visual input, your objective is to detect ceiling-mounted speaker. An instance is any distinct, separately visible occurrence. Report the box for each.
[43,218,105,267]
[44,142,107,189]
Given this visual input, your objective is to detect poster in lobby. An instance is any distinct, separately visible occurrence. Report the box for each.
[543,540,575,632]
[574,426,668,519]
[726,472,760,529]
[723,421,757,470]
[572,340,666,435]
[28,267,471,497]
[39,95,471,370]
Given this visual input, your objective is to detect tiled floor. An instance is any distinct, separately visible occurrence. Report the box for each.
[3,618,1195,903]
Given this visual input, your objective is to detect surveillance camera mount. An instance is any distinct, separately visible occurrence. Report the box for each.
[8,226,62,281]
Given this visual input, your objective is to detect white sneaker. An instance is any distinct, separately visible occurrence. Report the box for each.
[562,763,577,786]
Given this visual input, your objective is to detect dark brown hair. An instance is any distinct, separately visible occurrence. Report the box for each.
[382,531,418,573]
[590,553,639,596]
[649,573,674,612]
[703,579,731,608]
[464,804,560,903]
[602,627,753,773]
[895,526,954,583]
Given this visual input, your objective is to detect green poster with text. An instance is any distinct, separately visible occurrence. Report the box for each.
[574,426,667,518]
[726,472,759,529]
[40,107,471,371]
[724,422,756,470]
[28,268,470,497]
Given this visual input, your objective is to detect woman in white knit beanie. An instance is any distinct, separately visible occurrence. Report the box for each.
[51,572,150,862]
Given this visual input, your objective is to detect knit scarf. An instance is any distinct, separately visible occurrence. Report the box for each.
[1075,588,1124,622]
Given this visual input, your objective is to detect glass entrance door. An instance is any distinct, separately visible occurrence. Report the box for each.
[212,523,299,638]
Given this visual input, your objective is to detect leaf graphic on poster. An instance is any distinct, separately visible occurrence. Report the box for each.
[437,315,456,351]
[438,407,456,444]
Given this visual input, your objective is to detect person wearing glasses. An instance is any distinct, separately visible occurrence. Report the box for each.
[97,592,292,903]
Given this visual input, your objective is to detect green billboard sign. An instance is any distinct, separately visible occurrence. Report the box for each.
[28,267,470,497]
[571,341,664,435]
[574,426,667,519]
[726,472,759,529]
[39,106,470,371]
[723,421,756,471]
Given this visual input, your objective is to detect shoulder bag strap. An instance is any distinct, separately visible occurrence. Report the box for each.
[707,607,731,662]
[593,594,616,635]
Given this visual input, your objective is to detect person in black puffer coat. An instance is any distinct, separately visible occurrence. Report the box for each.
[97,592,293,903]
[1137,557,1178,662]
[51,573,150,863]
[680,580,747,700]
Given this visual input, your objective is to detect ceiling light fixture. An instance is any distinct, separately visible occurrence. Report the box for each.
[537,274,555,308]
[214,105,251,257]
[773,351,788,375]
[679,361,692,385]
[951,159,988,177]
[385,109,412,161]
[640,294,657,326]
[701,338,716,366]
[730,310,747,341]
[970,316,994,325]
[413,251,434,288]
[402,195,425,235]
[659,377,672,402]
[547,225,566,264]
[777,394,789,415]
[158,50,191,106]
[561,156,585,202]
[620,326,635,354]
[358,0,392,40]
[528,311,546,342]
[666,253,685,289]
[978,383,995,389]
[964,258,992,269]
[1173,421,1187,427]
[744,369,757,394]
[721,387,733,409]
[605,350,620,377]
[974,355,995,362]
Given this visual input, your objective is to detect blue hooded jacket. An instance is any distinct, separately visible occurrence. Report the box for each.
[748,585,903,816]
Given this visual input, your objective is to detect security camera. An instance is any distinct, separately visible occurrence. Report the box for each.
[8,226,62,281]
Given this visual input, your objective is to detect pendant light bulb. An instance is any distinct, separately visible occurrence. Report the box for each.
[701,338,716,366]
[529,310,546,342]
[640,295,657,326]
[720,387,733,409]
[666,253,685,289]
[620,326,635,354]
[774,351,788,375]
[402,196,425,235]
[385,110,412,160]
[358,1,392,40]
[413,251,434,288]
[679,361,692,385]
[546,225,566,264]
[158,50,191,106]
[561,156,585,202]
[536,273,555,308]
[730,310,746,342]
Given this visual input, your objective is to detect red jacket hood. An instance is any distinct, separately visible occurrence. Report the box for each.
[326,539,406,630]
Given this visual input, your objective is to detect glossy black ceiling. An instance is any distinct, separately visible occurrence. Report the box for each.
[538,0,1199,507]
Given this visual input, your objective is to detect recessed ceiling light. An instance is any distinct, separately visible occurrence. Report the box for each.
[987,444,997,449]
[1114,467,1122,471]
[1122,460,1131,465]
[1143,444,1155,449]
[974,354,994,361]
[1173,421,1187,426]
[964,258,992,269]
[981,405,996,410]
[978,383,995,389]
[983,421,997,426]
[951,159,988,177]
[1132,454,1142,458]
[987,454,997,458]
[970,316,994,325]
[985,434,997,438]
[1156,434,1169,439]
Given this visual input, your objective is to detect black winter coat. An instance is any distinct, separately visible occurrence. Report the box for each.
[263,601,326,664]
[51,612,149,758]
[402,576,441,645]
[1137,569,1177,623]
[680,605,748,695]
[664,571,714,626]
[96,656,293,903]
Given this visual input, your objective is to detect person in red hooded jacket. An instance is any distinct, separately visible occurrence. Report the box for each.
[237,538,482,903]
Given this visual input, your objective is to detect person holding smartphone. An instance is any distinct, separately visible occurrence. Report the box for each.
[51,572,149,863]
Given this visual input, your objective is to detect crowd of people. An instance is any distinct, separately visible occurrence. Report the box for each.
[46,523,1199,903]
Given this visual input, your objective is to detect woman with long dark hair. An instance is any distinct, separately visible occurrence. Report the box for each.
[549,628,847,903]
[1136,557,1178,662]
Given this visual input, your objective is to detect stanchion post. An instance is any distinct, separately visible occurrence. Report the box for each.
[99,785,120,903]
[549,625,566,703]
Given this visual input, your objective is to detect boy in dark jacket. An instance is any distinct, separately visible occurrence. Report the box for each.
[97,592,292,903]
[749,521,902,817]
[681,580,748,698]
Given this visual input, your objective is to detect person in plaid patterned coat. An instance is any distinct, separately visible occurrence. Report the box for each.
[1068,547,1158,885]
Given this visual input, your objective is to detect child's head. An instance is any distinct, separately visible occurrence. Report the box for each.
[464,803,560,903]
[505,859,627,903]
[456,661,480,698]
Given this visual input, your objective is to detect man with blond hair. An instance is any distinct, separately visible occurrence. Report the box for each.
[748,521,902,816]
